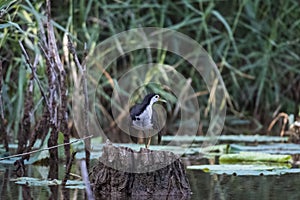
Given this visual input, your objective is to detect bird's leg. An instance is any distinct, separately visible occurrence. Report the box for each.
[144,130,152,148]
[138,130,143,144]
[144,130,151,148]
[143,131,147,148]
[146,136,151,149]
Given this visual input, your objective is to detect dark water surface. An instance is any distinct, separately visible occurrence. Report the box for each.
[0,163,85,199]
[1,163,300,200]
[187,170,300,200]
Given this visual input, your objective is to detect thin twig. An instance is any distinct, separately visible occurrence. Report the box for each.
[0,135,93,161]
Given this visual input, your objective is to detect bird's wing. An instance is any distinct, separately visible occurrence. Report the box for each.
[129,104,143,120]
[128,115,138,143]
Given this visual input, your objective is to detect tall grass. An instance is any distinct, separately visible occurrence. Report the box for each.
[0,0,299,139]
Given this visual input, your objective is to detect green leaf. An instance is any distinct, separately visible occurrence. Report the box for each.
[0,0,17,10]
[0,21,25,33]
[27,130,51,164]
[219,152,292,164]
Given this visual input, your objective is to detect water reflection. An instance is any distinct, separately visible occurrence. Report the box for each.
[21,185,33,200]
[0,163,85,200]
[1,163,300,199]
[187,170,300,200]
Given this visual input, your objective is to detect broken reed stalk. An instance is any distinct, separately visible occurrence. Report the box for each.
[67,36,91,171]
[14,0,73,181]
[18,41,48,160]
[35,0,69,179]
[45,0,59,179]
[44,0,70,165]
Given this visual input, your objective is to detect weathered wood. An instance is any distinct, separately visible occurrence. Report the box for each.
[90,141,191,199]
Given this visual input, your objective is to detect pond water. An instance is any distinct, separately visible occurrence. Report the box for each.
[1,162,300,200]
[0,163,85,199]
[187,170,300,200]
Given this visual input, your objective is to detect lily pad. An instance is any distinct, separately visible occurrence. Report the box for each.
[77,143,230,159]
[162,135,288,143]
[219,152,292,163]
[12,177,85,188]
[230,143,300,155]
[77,143,203,159]
[187,164,300,176]
[12,177,61,186]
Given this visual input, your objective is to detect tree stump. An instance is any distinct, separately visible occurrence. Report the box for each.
[90,140,191,199]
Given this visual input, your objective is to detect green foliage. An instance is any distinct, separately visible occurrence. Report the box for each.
[0,0,299,140]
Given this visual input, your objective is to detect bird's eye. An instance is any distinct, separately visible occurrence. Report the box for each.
[155,95,159,98]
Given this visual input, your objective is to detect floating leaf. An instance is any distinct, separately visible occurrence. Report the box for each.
[12,177,61,186]
[187,164,300,176]
[162,135,288,143]
[230,143,300,155]
[219,152,292,163]
[12,177,85,188]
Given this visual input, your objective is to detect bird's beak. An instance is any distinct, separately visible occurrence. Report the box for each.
[158,98,167,103]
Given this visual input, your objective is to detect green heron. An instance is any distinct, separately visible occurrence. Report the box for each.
[129,93,166,148]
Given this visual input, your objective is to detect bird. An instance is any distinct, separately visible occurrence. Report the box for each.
[129,93,166,148]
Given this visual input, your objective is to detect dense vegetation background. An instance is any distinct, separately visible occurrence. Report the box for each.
[1,0,299,143]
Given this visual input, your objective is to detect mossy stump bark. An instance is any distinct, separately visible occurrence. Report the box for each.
[90,141,191,199]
